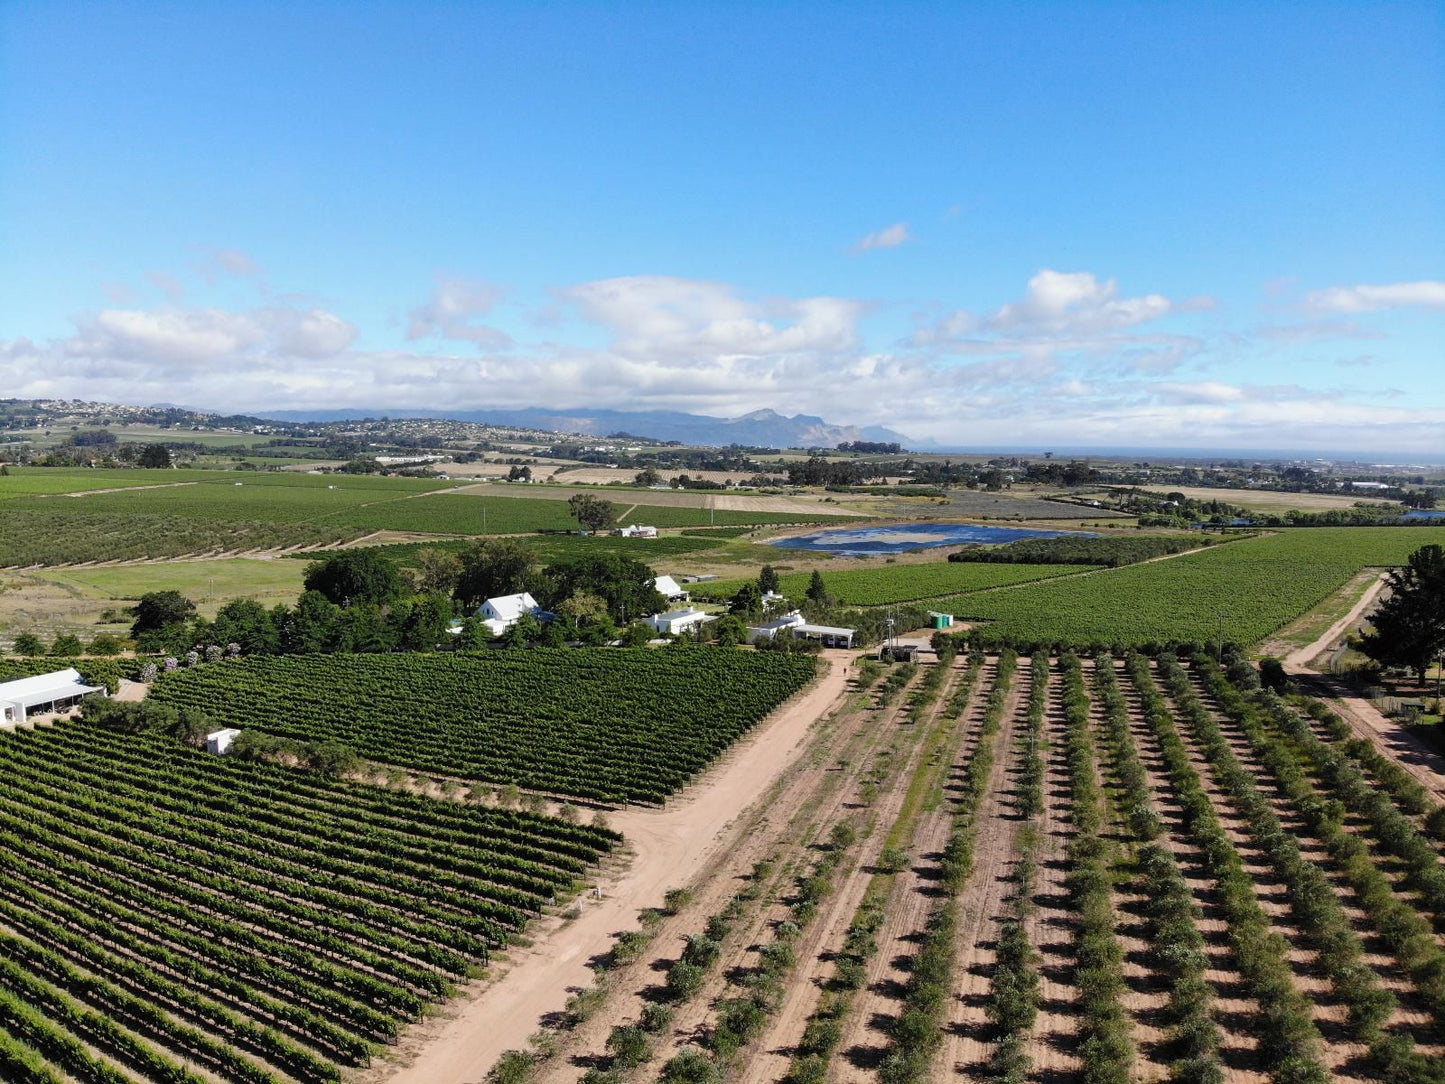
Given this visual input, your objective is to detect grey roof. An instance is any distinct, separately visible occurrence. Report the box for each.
[793,623,855,637]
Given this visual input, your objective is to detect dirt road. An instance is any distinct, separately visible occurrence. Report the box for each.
[380,652,853,1084]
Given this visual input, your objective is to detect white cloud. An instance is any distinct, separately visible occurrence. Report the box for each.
[407,276,511,349]
[565,276,863,358]
[852,222,912,252]
[65,304,355,367]
[915,269,1213,350]
[3,266,1440,456]
[1304,280,1445,314]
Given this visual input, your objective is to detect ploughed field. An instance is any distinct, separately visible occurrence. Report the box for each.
[0,718,617,1084]
[150,650,819,804]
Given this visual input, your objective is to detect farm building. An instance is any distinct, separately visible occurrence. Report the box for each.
[647,608,716,636]
[478,591,544,636]
[791,622,855,649]
[205,728,243,755]
[748,610,807,644]
[653,575,690,603]
[0,668,107,727]
[749,611,856,648]
[618,524,658,538]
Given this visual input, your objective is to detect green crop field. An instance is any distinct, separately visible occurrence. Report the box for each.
[151,650,818,804]
[0,719,616,1084]
[310,532,733,567]
[691,561,1093,606]
[950,527,1445,647]
[0,468,854,565]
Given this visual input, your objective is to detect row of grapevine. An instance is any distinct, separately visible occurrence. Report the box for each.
[0,719,616,1084]
[151,650,818,803]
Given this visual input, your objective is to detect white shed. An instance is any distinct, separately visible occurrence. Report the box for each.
[647,608,716,636]
[747,610,807,644]
[619,524,658,538]
[205,728,243,755]
[0,668,106,727]
[653,575,689,604]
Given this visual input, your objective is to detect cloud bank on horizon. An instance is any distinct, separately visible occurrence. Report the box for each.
[1,2,1440,453]
[5,260,1441,453]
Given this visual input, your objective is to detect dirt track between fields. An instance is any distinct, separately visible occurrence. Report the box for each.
[376,652,853,1084]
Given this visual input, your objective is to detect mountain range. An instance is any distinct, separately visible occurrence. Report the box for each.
[256,406,913,450]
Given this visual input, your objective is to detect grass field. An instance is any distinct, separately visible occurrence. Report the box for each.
[951,526,1444,646]
[691,561,1094,606]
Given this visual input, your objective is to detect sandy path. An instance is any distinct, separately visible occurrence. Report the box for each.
[56,481,200,498]
[941,661,1030,1076]
[380,652,853,1084]
[1281,571,1389,671]
[1297,678,1445,801]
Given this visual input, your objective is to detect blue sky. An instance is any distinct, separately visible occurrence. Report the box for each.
[2,1,1441,452]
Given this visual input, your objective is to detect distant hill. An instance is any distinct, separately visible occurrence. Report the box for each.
[257,405,913,450]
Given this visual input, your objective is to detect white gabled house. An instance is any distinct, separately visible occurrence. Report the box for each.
[478,591,543,637]
[618,524,658,538]
[653,575,689,604]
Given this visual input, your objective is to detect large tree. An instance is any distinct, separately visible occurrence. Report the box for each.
[1360,544,1445,681]
[454,538,537,608]
[568,493,618,534]
[303,549,406,607]
[539,554,665,623]
[130,590,197,638]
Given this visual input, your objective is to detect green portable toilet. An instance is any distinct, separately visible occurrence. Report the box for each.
[932,613,953,629]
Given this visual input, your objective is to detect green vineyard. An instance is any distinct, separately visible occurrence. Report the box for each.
[0,719,617,1084]
[151,649,819,803]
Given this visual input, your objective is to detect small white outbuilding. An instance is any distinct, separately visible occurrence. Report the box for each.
[205,728,243,756]
[653,575,689,603]
[478,591,542,636]
[647,608,716,636]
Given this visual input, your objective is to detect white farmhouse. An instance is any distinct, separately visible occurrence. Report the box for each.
[647,608,716,636]
[653,575,689,604]
[0,668,107,727]
[618,524,658,538]
[478,591,543,637]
